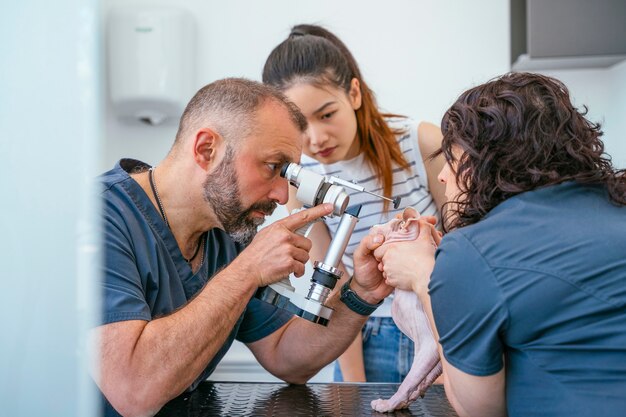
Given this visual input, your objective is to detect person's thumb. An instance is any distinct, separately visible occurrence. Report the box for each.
[355,233,385,260]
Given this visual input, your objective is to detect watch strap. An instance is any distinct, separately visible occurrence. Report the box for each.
[340,277,383,316]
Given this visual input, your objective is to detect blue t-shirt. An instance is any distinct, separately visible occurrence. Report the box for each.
[429,182,626,417]
[99,159,293,416]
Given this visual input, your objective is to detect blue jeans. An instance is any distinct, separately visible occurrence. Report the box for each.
[334,317,415,382]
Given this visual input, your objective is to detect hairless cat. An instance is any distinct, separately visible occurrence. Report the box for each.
[369,207,442,412]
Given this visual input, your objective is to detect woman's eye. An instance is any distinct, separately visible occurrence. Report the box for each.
[321,111,335,120]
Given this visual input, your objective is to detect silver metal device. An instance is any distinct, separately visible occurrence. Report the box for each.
[255,162,401,326]
[281,162,401,211]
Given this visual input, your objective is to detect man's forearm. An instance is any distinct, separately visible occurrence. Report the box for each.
[98,268,257,416]
[250,231,391,385]
[138,271,255,391]
[262,290,370,383]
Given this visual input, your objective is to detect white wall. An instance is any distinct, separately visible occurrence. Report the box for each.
[101,0,511,169]
[541,60,626,168]
[0,1,101,416]
[102,0,625,170]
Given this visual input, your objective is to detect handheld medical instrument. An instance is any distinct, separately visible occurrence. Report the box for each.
[255,162,401,326]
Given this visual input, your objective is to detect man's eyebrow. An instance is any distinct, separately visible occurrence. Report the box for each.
[267,152,292,164]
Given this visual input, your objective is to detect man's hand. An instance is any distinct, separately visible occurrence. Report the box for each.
[232,203,334,287]
[374,219,440,296]
[350,232,393,304]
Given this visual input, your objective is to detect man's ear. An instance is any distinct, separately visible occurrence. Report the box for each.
[193,128,222,170]
[349,78,362,111]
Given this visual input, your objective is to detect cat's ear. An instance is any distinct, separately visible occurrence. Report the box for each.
[402,206,419,221]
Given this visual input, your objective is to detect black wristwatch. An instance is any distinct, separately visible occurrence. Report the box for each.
[340,277,383,316]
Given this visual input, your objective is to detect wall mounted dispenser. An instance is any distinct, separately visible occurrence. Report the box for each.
[107,7,195,125]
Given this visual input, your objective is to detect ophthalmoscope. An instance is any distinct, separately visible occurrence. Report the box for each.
[255,162,401,326]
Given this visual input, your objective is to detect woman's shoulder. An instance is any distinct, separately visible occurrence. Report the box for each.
[383,116,419,151]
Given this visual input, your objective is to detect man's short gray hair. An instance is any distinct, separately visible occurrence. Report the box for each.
[173,78,307,151]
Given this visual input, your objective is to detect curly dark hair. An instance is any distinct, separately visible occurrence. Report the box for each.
[435,72,626,232]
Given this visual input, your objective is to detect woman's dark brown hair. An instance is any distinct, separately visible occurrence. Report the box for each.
[437,72,625,231]
[262,24,409,211]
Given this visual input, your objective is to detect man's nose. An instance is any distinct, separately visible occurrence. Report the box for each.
[268,176,290,205]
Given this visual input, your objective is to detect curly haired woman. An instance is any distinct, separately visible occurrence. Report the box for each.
[374,72,626,417]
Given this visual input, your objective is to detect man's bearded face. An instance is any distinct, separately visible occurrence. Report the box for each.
[202,147,277,246]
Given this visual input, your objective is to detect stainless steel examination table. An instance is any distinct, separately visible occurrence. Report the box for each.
[155,381,459,416]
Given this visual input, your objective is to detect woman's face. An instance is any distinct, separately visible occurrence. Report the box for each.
[437,145,464,202]
[284,79,362,164]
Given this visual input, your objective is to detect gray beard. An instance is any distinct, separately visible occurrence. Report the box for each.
[202,148,276,246]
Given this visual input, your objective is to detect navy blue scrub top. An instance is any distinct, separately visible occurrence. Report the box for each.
[99,159,293,415]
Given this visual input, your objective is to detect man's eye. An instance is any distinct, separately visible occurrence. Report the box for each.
[266,163,279,173]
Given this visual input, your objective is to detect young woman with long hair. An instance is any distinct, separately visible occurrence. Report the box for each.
[263,24,446,382]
